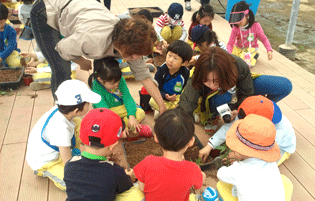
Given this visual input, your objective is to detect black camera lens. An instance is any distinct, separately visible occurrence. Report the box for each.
[223,114,232,123]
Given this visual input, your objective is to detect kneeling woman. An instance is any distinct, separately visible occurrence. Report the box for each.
[178,47,292,123]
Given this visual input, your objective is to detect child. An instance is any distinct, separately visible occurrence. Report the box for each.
[217,114,285,201]
[26,80,101,190]
[18,0,33,25]
[190,24,227,66]
[227,1,273,67]
[64,108,145,200]
[134,108,206,201]
[188,4,214,42]
[20,50,77,91]
[149,40,192,119]
[0,4,21,67]
[155,3,187,46]
[88,56,151,136]
[199,95,296,166]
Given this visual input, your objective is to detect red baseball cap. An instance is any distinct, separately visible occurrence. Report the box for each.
[80,109,123,147]
[238,95,282,124]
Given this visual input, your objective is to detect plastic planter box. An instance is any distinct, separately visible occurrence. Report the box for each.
[0,67,24,90]
[128,7,164,18]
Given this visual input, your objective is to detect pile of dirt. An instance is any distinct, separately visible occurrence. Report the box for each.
[0,68,22,83]
[124,138,163,168]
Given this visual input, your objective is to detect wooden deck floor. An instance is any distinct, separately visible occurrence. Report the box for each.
[1,0,315,200]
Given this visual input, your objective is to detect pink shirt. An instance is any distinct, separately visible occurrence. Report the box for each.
[134,155,203,201]
[227,22,273,53]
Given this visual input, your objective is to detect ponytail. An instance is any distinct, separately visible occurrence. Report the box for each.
[88,56,122,89]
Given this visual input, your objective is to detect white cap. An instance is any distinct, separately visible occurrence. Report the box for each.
[55,80,101,106]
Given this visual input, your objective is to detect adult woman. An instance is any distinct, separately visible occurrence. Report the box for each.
[31,0,167,113]
[178,47,292,121]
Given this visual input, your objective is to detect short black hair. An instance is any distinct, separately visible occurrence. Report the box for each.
[57,102,88,115]
[154,108,195,152]
[22,0,34,4]
[230,1,255,29]
[0,4,9,20]
[196,29,220,47]
[137,9,153,23]
[167,40,193,63]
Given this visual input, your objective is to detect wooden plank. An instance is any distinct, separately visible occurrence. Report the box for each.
[277,101,315,146]
[282,93,310,111]
[48,181,67,201]
[0,90,17,151]
[0,143,26,201]
[3,86,35,144]
[283,153,315,198]
[18,160,49,201]
[294,129,315,169]
[295,108,315,127]
[18,89,53,201]
[279,165,315,201]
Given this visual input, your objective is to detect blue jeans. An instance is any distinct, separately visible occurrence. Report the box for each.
[31,0,71,98]
[208,75,292,114]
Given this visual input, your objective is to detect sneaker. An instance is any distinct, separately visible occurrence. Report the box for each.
[204,124,217,135]
[154,110,160,120]
[185,1,191,11]
[137,125,153,138]
[29,82,51,91]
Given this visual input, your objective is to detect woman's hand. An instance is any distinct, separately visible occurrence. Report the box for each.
[128,115,141,132]
[231,110,238,121]
[267,51,273,60]
[199,144,212,162]
[165,94,176,102]
[125,168,137,182]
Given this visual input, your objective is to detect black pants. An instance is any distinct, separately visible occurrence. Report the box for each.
[96,0,111,10]
[185,0,210,4]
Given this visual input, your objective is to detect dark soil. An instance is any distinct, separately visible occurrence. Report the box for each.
[184,142,211,164]
[124,138,163,168]
[0,68,23,83]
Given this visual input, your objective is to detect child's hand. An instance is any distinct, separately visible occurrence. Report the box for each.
[162,40,169,49]
[125,168,137,182]
[189,57,196,65]
[154,48,163,55]
[267,51,273,60]
[128,115,141,132]
[20,52,37,59]
[199,144,212,162]
[165,94,176,102]
[25,67,37,74]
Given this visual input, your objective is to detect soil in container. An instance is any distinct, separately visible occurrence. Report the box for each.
[0,68,23,83]
[184,141,211,165]
[124,138,163,168]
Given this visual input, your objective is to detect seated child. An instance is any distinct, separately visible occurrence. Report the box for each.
[134,108,206,201]
[21,50,77,91]
[64,108,145,201]
[26,80,101,191]
[155,3,187,47]
[18,0,33,25]
[0,4,21,67]
[227,1,273,67]
[187,4,214,50]
[89,56,151,136]
[217,114,285,201]
[149,40,192,119]
[199,95,296,166]
[189,24,227,67]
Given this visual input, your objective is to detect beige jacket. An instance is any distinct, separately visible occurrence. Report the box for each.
[43,0,153,81]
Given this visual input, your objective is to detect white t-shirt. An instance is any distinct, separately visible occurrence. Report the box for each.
[217,158,285,201]
[26,106,76,170]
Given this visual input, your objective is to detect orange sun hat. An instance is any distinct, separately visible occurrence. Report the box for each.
[226,114,280,162]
